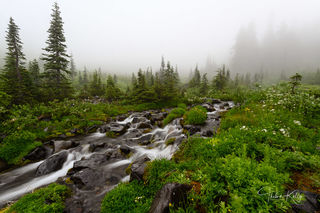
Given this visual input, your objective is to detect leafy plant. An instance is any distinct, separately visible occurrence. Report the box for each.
[183,105,207,125]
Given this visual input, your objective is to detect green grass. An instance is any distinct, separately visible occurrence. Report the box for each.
[0,131,41,165]
[0,99,187,165]
[163,107,186,126]
[101,83,320,212]
[6,183,70,213]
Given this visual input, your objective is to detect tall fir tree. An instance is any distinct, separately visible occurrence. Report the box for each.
[200,73,209,95]
[69,54,77,80]
[1,17,32,104]
[42,2,72,100]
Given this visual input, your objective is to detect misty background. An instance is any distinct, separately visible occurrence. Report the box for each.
[1,0,320,78]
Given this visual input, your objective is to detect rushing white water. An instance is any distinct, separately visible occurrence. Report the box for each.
[0,145,91,205]
[0,102,232,207]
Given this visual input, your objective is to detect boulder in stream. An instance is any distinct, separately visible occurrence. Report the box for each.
[100,122,128,136]
[35,150,68,176]
[71,167,105,190]
[129,155,150,182]
[24,145,53,161]
[149,183,192,213]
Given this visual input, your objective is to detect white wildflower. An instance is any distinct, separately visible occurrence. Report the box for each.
[293,120,301,126]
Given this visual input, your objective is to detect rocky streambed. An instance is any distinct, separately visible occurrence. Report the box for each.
[0,100,234,212]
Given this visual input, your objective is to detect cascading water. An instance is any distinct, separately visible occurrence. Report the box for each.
[0,100,233,212]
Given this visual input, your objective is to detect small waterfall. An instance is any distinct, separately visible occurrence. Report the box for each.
[0,101,233,209]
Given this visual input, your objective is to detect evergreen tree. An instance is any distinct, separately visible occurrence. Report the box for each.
[89,70,104,97]
[28,59,41,99]
[42,2,72,100]
[105,75,121,102]
[213,65,228,91]
[70,54,76,80]
[83,67,88,85]
[1,17,32,104]
[189,66,201,88]
[131,73,137,89]
[200,73,209,95]
[289,73,302,94]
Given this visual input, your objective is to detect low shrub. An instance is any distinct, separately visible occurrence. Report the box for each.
[7,183,70,213]
[163,107,186,126]
[183,105,207,125]
[0,131,41,165]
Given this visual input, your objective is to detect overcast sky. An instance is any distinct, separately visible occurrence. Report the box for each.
[1,0,320,74]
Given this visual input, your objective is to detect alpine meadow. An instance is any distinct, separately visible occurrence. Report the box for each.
[0,1,319,213]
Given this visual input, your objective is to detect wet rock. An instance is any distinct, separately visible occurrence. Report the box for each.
[291,190,320,213]
[73,154,108,171]
[183,125,201,135]
[150,113,165,123]
[201,103,214,112]
[86,124,99,133]
[65,198,83,213]
[70,128,79,134]
[211,99,222,104]
[24,145,53,161]
[132,117,148,124]
[100,122,127,135]
[175,135,187,146]
[54,140,79,153]
[125,129,143,138]
[0,159,9,172]
[138,134,153,145]
[130,155,150,182]
[207,112,220,120]
[137,122,153,129]
[105,149,123,160]
[149,183,192,213]
[120,145,132,155]
[89,142,116,152]
[117,114,128,121]
[71,168,105,190]
[36,150,68,176]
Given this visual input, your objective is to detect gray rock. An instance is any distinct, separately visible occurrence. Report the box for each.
[0,159,8,172]
[138,134,153,145]
[211,99,222,104]
[201,103,214,112]
[137,122,153,129]
[54,140,79,153]
[130,155,150,182]
[291,190,320,213]
[149,183,192,213]
[183,125,201,135]
[24,145,53,161]
[36,151,68,176]
[71,168,105,190]
[100,122,127,135]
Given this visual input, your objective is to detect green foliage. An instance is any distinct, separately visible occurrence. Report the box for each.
[0,91,11,121]
[184,105,207,125]
[165,137,176,146]
[101,181,153,213]
[41,2,72,101]
[7,183,70,213]
[289,73,302,94]
[1,17,33,105]
[0,131,41,165]
[163,107,186,126]
[102,83,319,213]
[105,75,121,102]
